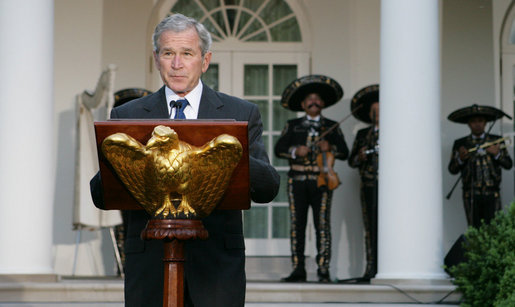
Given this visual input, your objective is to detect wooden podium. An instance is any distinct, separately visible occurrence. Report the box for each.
[94,120,250,307]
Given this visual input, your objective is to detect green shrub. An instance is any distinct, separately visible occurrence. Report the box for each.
[449,201,515,307]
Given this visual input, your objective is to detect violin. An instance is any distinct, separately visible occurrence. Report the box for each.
[316,150,340,191]
[308,105,366,191]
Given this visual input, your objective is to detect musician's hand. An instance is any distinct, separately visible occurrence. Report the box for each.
[486,143,500,156]
[458,146,469,161]
[358,146,368,162]
[296,145,310,157]
[318,140,330,152]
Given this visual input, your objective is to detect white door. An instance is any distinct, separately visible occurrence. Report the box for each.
[230,52,309,255]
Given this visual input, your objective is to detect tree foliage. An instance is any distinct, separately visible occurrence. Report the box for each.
[449,202,515,306]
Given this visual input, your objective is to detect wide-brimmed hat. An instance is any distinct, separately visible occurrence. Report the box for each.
[114,88,152,107]
[280,75,343,111]
[447,104,511,124]
[350,84,379,123]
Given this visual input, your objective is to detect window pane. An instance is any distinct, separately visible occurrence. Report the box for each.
[202,18,225,39]
[211,11,228,36]
[244,206,268,238]
[273,99,296,131]
[199,0,220,11]
[244,65,268,95]
[511,19,515,44]
[226,9,237,33]
[246,31,268,42]
[242,0,262,12]
[270,17,301,42]
[202,64,219,91]
[241,19,266,41]
[272,206,290,238]
[251,100,269,130]
[236,11,252,35]
[171,0,204,20]
[262,134,270,157]
[260,0,293,25]
[273,171,290,202]
[273,65,297,96]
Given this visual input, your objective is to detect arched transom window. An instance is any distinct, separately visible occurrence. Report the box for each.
[170,0,301,42]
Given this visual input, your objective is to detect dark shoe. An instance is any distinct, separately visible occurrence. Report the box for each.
[317,268,331,283]
[318,273,331,283]
[362,270,375,282]
[338,272,373,284]
[281,268,306,282]
[337,276,370,284]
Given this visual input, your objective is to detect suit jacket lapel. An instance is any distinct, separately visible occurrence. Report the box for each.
[198,85,224,119]
[143,86,169,118]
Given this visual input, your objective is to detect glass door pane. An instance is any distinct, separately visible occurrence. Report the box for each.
[202,63,219,91]
[232,52,309,255]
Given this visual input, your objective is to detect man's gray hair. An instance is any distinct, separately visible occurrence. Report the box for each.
[153,13,212,56]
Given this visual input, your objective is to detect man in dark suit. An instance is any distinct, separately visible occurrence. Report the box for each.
[90,13,279,307]
[348,84,379,282]
[275,75,348,283]
[448,104,512,228]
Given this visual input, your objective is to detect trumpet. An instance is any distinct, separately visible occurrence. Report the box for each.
[467,136,512,153]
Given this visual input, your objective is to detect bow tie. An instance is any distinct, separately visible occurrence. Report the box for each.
[305,119,320,128]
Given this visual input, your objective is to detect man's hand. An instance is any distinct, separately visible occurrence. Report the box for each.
[296,145,311,157]
[486,143,500,156]
[458,146,469,161]
[358,146,368,162]
[318,140,330,152]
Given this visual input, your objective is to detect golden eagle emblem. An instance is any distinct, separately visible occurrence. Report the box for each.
[101,125,243,219]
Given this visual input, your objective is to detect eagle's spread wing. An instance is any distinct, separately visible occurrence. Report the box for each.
[101,133,160,212]
[181,134,243,218]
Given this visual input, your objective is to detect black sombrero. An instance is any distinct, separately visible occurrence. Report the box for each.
[280,75,343,111]
[350,84,379,123]
[114,88,152,108]
[447,104,512,124]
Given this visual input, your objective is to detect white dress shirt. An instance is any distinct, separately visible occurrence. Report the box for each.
[165,81,203,119]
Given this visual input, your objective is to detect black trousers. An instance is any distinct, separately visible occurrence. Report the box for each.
[287,177,332,274]
[360,181,378,278]
[463,190,500,228]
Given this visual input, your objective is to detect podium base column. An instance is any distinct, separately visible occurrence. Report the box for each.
[141,219,208,307]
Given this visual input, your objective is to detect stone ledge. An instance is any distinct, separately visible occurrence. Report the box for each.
[246,282,461,304]
[0,278,124,302]
[0,277,461,304]
[0,274,59,283]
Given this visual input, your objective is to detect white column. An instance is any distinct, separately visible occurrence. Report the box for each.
[0,0,55,274]
[377,0,446,280]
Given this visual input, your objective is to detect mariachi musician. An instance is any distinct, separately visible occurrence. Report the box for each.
[448,104,512,228]
[275,75,349,283]
[348,84,379,282]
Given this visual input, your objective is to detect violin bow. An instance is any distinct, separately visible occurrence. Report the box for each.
[316,103,364,142]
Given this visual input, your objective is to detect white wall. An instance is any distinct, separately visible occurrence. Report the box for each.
[297,0,382,279]
[101,0,153,90]
[53,0,116,276]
